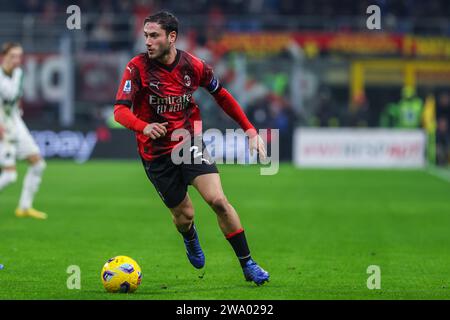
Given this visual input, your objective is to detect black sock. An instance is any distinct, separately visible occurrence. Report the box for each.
[180,222,197,241]
[226,229,251,267]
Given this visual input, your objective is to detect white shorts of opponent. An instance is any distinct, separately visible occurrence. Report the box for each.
[0,110,40,167]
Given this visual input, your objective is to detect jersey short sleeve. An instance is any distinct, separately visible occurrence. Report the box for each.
[200,61,221,94]
[114,62,142,108]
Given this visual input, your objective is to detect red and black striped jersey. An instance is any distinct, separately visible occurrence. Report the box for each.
[114,49,220,161]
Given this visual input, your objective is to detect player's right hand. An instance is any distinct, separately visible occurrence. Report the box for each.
[143,122,169,140]
[0,125,4,140]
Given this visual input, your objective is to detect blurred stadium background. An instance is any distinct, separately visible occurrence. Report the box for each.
[0,0,448,165]
[1,0,450,299]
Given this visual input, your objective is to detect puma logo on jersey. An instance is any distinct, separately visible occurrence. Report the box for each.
[126,66,132,73]
[149,81,160,90]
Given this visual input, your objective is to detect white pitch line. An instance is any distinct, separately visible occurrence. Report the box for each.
[425,166,450,184]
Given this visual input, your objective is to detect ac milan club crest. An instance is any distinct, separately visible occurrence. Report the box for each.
[184,74,191,87]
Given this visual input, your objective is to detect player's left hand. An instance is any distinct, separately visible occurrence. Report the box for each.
[249,134,267,161]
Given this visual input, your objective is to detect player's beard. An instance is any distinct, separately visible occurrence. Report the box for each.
[150,40,171,62]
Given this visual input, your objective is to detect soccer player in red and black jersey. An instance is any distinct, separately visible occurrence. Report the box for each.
[114,11,269,285]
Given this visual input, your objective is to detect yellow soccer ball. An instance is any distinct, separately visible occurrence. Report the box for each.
[101,256,142,293]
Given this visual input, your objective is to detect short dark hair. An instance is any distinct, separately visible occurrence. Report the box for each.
[1,42,22,55]
[144,11,179,37]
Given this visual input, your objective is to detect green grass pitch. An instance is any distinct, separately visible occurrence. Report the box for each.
[0,161,449,299]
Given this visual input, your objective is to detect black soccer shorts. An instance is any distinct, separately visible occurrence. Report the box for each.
[141,139,218,208]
